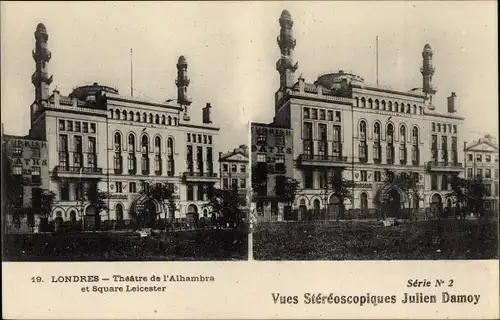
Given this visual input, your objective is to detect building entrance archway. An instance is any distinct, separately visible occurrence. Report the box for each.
[385,188,402,218]
[327,195,341,220]
[430,194,443,218]
[187,204,198,227]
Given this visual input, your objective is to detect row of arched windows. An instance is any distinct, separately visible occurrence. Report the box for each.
[354,97,423,115]
[109,109,179,126]
[113,132,175,176]
[358,120,420,144]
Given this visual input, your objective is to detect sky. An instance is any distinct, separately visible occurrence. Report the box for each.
[1,1,498,149]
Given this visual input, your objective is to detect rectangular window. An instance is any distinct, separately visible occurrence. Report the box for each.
[129,182,136,193]
[275,155,285,173]
[304,171,313,189]
[198,135,202,143]
[12,165,22,175]
[203,135,207,144]
[59,120,65,131]
[31,147,41,158]
[12,146,23,156]
[75,121,81,132]
[90,123,96,133]
[82,122,88,133]
[240,165,246,173]
[477,169,482,177]
[231,178,238,188]
[432,123,435,132]
[223,164,228,172]
[335,111,341,122]
[413,172,419,183]
[208,136,212,144]
[231,164,237,172]
[74,136,82,152]
[116,182,123,193]
[256,134,267,144]
[88,137,96,154]
[67,120,73,131]
[187,133,191,142]
[374,171,381,182]
[327,111,333,121]
[31,166,41,184]
[360,170,367,182]
[257,154,266,163]
[223,178,229,189]
[187,185,194,201]
[495,169,499,179]
[240,178,246,189]
[311,109,317,119]
[59,134,68,152]
[485,169,491,178]
[319,109,326,120]
[60,181,69,201]
[274,135,285,146]
[477,154,482,162]
[468,154,473,162]
[467,168,473,178]
[486,155,491,162]
[303,107,310,119]
[197,185,204,201]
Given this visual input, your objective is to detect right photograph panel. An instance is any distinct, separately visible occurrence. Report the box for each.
[250,8,498,261]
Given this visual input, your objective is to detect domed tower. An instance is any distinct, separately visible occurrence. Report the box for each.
[31,23,53,126]
[420,44,436,97]
[176,55,192,120]
[276,10,298,91]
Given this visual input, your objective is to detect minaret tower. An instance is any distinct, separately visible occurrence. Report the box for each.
[176,55,192,121]
[32,23,53,105]
[420,44,436,105]
[276,10,298,91]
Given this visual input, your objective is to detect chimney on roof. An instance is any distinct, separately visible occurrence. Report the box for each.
[447,92,457,113]
[203,103,212,124]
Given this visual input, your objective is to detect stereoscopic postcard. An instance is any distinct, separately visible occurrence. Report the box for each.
[1,1,498,319]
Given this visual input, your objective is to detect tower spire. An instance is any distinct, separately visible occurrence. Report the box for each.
[276,9,298,90]
[176,55,192,121]
[420,44,436,101]
[32,23,53,103]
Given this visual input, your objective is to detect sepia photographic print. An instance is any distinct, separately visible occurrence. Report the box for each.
[1,1,499,319]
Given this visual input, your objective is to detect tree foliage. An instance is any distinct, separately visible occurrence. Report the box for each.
[39,189,56,217]
[204,184,245,226]
[86,183,108,214]
[276,177,300,205]
[140,181,178,219]
[447,175,488,218]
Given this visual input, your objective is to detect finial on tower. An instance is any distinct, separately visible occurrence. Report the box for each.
[32,22,53,103]
[420,43,436,97]
[176,55,192,120]
[276,9,298,91]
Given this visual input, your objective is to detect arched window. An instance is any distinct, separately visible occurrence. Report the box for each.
[168,116,172,125]
[387,123,394,143]
[386,123,394,164]
[412,126,420,165]
[142,112,147,122]
[394,102,399,112]
[173,117,178,126]
[359,120,367,140]
[129,111,134,120]
[431,174,438,190]
[355,97,359,107]
[441,174,448,191]
[374,122,380,141]
[161,115,166,125]
[374,99,379,109]
[381,100,386,110]
[313,199,321,218]
[388,101,392,111]
[116,204,124,225]
[406,104,411,113]
[109,109,114,119]
[141,135,150,174]
[128,134,135,152]
[412,104,417,114]
[154,136,162,174]
[122,110,127,120]
[360,193,368,213]
[128,134,137,174]
[114,132,123,174]
[412,126,419,144]
[368,98,373,109]
[400,125,406,143]
[149,113,153,123]
[136,112,141,122]
[114,132,122,151]
[360,97,366,108]
[419,106,423,115]
[167,137,175,176]
[115,109,120,119]
[155,114,160,124]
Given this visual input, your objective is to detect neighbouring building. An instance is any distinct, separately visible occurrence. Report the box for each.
[2,133,49,232]
[464,134,499,217]
[219,144,249,194]
[252,10,466,220]
[251,122,294,221]
[14,23,221,229]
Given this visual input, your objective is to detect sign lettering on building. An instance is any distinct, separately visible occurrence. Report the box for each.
[251,145,292,154]
[12,158,47,166]
[252,127,291,136]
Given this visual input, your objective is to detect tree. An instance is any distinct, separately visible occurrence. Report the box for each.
[326,169,352,220]
[446,176,468,219]
[140,181,178,229]
[394,171,422,220]
[86,183,108,215]
[446,175,488,219]
[39,189,56,217]
[204,184,245,227]
[275,176,300,205]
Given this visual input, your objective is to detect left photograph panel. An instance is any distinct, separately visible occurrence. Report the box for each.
[1,3,250,261]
